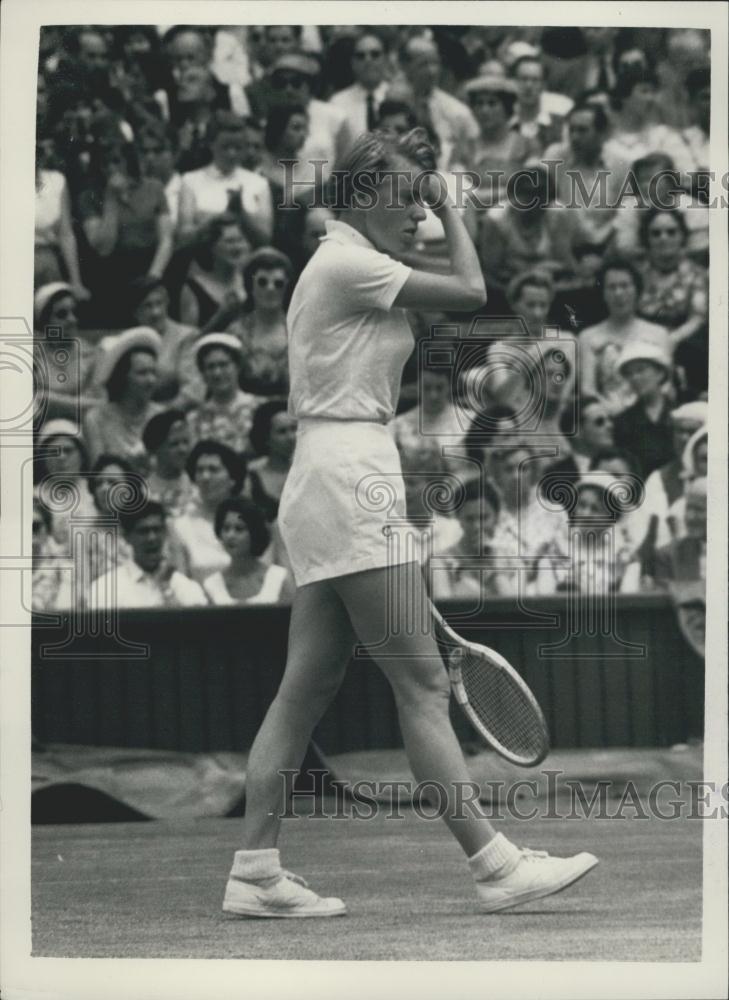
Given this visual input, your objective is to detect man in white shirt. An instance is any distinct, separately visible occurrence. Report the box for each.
[88,500,207,610]
[396,35,479,171]
[329,31,391,153]
[511,54,573,152]
[177,111,274,245]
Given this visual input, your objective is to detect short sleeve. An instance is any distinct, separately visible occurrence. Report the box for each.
[329,245,412,312]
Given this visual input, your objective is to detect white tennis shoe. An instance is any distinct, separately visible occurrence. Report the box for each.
[476,847,598,913]
[223,869,347,919]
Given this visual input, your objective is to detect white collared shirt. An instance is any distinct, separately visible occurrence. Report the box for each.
[287,220,413,422]
[178,163,273,237]
[88,559,208,610]
[329,81,391,153]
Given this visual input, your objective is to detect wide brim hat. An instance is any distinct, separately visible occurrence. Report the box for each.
[617,341,671,375]
[37,418,82,445]
[34,282,74,325]
[271,53,320,78]
[195,332,243,366]
[669,400,708,427]
[463,75,518,100]
[95,326,162,387]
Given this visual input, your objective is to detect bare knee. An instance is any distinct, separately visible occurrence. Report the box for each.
[387,663,451,716]
[277,659,347,714]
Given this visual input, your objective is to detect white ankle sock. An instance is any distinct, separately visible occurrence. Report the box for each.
[230,848,282,880]
[468,833,521,881]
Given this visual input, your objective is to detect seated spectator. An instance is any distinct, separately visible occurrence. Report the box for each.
[462,75,537,208]
[178,213,251,332]
[681,66,710,182]
[83,326,163,472]
[654,476,706,586]
[177,111,274,248]
[244,26,303,120]
[551,240,608,333]
[129,276,203,408]
[474,269,576,417]
[376,98,417,136]
[203,497,293,605]
[610,153,709,266]
[588,446,651,562]
[247,400,297,522]
[664,420,708,543]
[88,499,208,609]
[540,27,618,100]
[392,356,469,479]
[227,248,292,397]
[33,283,101,422]
[580,257,670,413]
[142,409,198,518]
[136,118,183,228]
[163,26,240,147]
[34,419,96,551]
[533,473,641,594]
[267,53,347,187]
[31,496,73,612]
[76,454,135,586]
[542,100,617,246]
[478,167,586,294]
[540,396,616,505]
[329,30,392,153]
[395,35,479,170]
[488,442,569,594]
[431,477,510,599]
[167,62,219,173]
[187,333,262,455]
[34,131,87,294]
[637,208,708,394]
[602,68,692,189]
[169,440,246,583]
[637,401,708,548]
[613,341,675,477]
[77,137,173,326]
[259,102,310,193]
[510,53,573,152]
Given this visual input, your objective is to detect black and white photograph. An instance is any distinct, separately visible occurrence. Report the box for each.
[0,2,727,998]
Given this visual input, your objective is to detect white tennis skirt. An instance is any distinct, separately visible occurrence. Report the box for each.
[278,418,419,587]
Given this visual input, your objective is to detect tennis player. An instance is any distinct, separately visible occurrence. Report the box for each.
[223,129,598,917]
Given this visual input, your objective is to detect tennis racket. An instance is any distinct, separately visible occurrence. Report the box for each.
[430,602,550,767]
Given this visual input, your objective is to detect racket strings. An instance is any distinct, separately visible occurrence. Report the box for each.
[458,648,547,762]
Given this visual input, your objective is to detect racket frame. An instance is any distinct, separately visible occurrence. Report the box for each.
[430,602,550,767]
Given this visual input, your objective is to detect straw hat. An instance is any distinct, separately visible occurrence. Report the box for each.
[194,332,243,368]
[95,326,162,387]
[37,418,81,444]
[617,341,671,375]
[33,282,74,325]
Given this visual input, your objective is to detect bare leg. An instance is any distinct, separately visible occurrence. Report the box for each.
[240,580,356,849]
[333,561,497,857]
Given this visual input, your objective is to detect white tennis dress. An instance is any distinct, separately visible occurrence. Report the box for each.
[279,220,416,586]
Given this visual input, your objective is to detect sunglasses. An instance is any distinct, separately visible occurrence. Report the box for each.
[272,73,307,88]
[51,307,76,320]
[588,415,612,427]
[255,275,286,290]
[354,49,384,60]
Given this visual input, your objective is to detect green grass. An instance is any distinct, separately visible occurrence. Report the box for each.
[32,804,702,961]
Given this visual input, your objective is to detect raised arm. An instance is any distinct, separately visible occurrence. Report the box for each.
[393,175,487,312]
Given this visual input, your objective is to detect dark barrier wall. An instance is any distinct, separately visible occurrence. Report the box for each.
[31,595,703,754]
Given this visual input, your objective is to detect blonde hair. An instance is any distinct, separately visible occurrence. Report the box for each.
[330,127,436,210]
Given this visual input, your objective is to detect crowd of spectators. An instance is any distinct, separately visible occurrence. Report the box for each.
[32,24,710,612]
